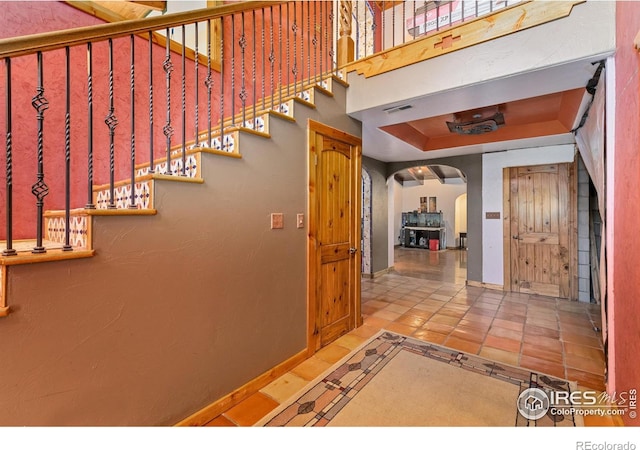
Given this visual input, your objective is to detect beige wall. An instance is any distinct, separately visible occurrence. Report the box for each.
[0,85,361,426]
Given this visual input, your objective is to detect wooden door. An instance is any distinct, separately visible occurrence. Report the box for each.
[308,120,362,352]
[504,163,576,299]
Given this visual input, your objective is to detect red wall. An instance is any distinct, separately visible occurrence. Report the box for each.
[0,1,331,240]
[611,1,640,426]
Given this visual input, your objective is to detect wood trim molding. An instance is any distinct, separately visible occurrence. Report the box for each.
[345,1,585,78]
[502,167,512,292]
[0,1,285,59]
[466,280,504,292]
[635,29,640,52]
[175,348,308,426]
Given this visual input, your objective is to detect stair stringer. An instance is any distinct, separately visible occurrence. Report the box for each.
[0,76,360,427]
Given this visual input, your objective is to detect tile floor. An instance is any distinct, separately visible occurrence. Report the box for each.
[206,248,616,427]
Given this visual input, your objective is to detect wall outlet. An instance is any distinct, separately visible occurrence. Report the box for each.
[271,213,284,229]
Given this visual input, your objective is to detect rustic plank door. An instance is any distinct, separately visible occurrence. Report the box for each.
[308,120,362,352]
[505,163,576,299]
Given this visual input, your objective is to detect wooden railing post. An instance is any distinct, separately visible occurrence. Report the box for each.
[338,0,354,67]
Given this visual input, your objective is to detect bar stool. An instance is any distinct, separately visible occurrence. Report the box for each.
[459,232,467,250]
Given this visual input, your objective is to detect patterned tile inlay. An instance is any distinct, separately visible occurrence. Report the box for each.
[95,181,151,210]
[136,154,199,178]
[263,332,581,427]
[44,215,89,249]
[296,89,312,103]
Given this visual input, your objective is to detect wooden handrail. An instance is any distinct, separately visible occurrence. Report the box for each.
[0,0,285,59]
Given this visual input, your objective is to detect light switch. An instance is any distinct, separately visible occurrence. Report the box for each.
[297,213,304,228]
[271,213,284,229]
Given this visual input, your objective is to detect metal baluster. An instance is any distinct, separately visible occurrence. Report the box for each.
[436,2,440,31]
[3,59,16,256]
[269,5,275,111]
[449,1,453,28]
[303,1,307,86]
[194,22,199,149]
[286,3,290,96]
[279,4,283,108]
[355,1,359,59]
[381,1,385,50]
[331,2,337,72]
[181,25,186,175]
[239,12,247,127]
[423,1,427,36]
[371,2,377,53]
[317,1,322,81]
[392,0,395,47]
[31,52,50,252]
[163,28,174,173]
[231,14,236,126]
[363,1,367,57]
[292,2,298,97]
[260,8,265,111]
[402,1,406,44]
[148,32,155,174]
[129,35,137,208]
[86,43,95,209]
[321,1,325,78]
[412,1,416,40]
[63,46,72,249]
[309,1,313,81]
[205,19,213,147]
[105,39,118,209]
[252,9,257,129]
[220,16,225,150]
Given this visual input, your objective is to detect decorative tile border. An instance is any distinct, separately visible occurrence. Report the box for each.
[137,153,200,178]
[44,215,90,249]
[95,180,152,210]
[262,331,581,427]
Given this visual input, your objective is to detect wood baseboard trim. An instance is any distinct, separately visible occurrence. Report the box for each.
[466,280,504,292]
[362,267,393,279]
[175,348,308,427]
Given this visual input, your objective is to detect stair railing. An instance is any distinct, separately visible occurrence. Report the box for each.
[0,0,341,255]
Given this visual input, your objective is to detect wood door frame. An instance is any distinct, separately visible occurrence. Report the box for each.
[502,160,578,300]
[307,119,362,356]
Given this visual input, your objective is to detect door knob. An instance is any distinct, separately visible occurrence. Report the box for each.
[349,247,357,254]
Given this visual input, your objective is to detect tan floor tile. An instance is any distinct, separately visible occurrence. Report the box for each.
[495,310,526,323]
[467,306,497,318]
[449,326,486,344]
[479,346,519,366]
[395,313,428,328]
[463,312,495,324]
[524,324,560,339]
[525,316,559,330]
[224,392,279,426]
[429,313,462,326]
[491,318,524,332]
[394,299,421,308]
[482,334,522,353]
[349,324,382,339]
[412,329,449,344]
[560,323,600,337]
[519,355,566,379]
[567,368,606,392]
[443,336,482,354]
[371,309,402,321]
[522,333,563,353]
[383,303,412,314]
[260,372,312,404]
[333,333,368,350]
[437,307,468,319]
[561,330,603,349]
[421,321,455,335]
[564,353,606,375]
[314,344,353,364]
[405,309,435,320]
[384,322,418,336]
[521,342,564,364]
[363,315,392,329]
[457,318,492,332]
[487,325,523,341]
[290,356,333,381]
[564,342,605,361]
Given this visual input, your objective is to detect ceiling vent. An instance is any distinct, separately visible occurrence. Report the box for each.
[383,104,413,114]
[446,111,505,135]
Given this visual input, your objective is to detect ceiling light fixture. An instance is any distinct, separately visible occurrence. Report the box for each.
[446,110,505,135]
